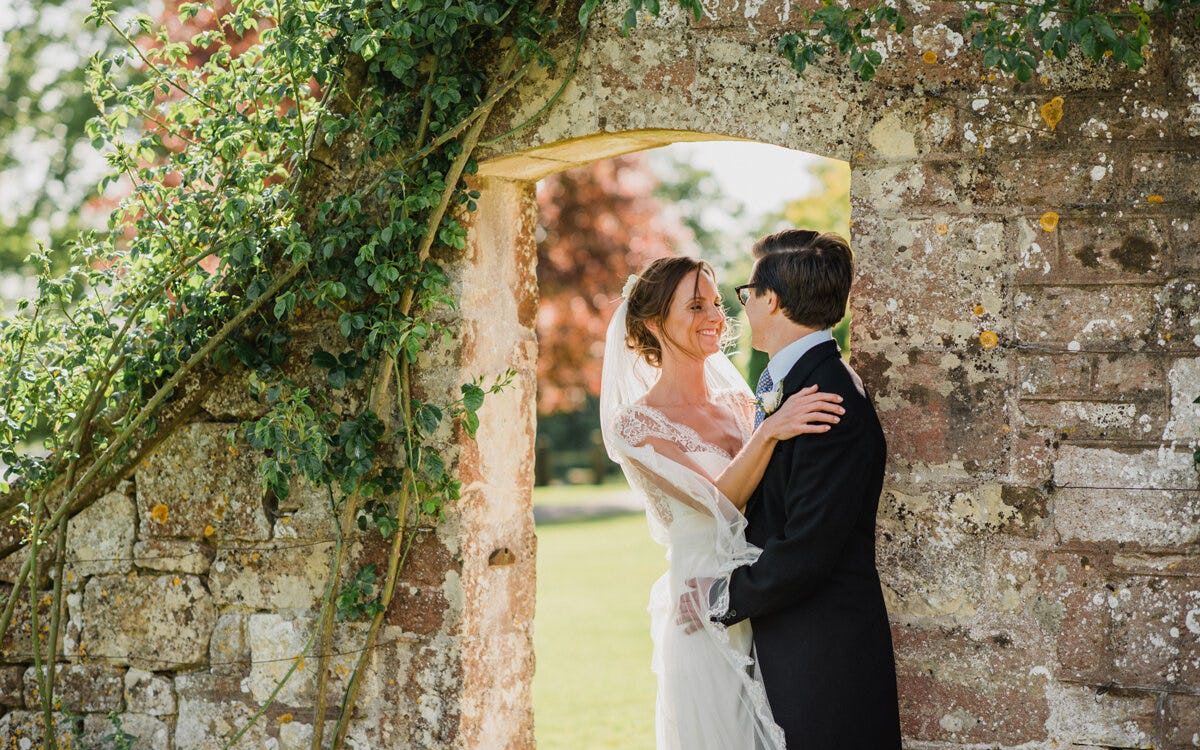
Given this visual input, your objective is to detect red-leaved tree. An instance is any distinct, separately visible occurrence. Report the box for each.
[535,154,691,414]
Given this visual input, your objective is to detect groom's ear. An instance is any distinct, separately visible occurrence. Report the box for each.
[763,289,781,314]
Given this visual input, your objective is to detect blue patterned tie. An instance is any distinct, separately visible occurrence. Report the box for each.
[753,367,774,429]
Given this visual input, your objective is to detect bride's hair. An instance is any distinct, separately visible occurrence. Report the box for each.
[625,256,719,367]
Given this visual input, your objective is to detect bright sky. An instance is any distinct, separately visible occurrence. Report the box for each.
[647,140,827,222]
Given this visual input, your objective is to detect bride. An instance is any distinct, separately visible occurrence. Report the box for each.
[599,256,844,749]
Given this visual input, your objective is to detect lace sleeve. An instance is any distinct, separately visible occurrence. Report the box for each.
[612,408,719,521]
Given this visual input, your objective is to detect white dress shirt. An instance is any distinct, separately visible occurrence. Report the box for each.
[764,329,835,386]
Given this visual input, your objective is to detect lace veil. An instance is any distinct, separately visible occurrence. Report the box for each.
[597,299,786,750]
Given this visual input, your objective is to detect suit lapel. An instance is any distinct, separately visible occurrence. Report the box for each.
[780,340,841,397]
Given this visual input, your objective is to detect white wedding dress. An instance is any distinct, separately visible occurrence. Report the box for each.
[599,303,785,750]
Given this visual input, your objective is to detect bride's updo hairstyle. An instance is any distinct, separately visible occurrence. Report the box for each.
[625,256,719,367]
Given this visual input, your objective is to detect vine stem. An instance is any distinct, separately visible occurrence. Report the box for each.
[0,260,308,655]
[28,497,49,748]
[309,487,359,750]
[102,17,221,115]
[327,30,531,745]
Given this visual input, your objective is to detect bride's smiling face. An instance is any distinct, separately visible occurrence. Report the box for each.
[654,270,726,361]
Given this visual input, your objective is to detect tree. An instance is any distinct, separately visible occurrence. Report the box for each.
[535,154,691,414]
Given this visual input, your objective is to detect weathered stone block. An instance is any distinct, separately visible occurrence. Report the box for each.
[1045,683,1159,748]
[272,478,337,540]
[1164,693,1200,748]
[0,710,79,748]
[83,712,171,750]
[854,215,1012,349]
[851,160,966,208]
[209,612,250,676]
[175,673,279,750]
[23,663,124,712]
[125,667,176,716]
[0,584,59,663]
[1035,552,1114,682]
[1054,487,1200,547]
[983,545,1041,615]
[0,665,23,707]
[1110,575,1200,688]
[1016,351,1169,404]
[1095,353,1173,401]
[893,624,1052,745]
[1015,285,1159,350]
[82,574,216,669]
[988,153,1121,206]
[0,529,58,586]
[1055,444,1197,490]
[136,422,270,541]
[1007,429,1058,487]
[1166,216,1199,278]
[1165,356,1200,441]
[243,612,363,707]
[133,539,213,575]
[1131,150,1200,204]
[66,486,137,578]
[877,489,984,620]
[1052,446,1199,548]
[209,542,333,611]
[200,366,270,421]
[1160,278,1200,351]
[1054,216,1169,282]
[1017,398,1167,441]
[865,350,1009,475]
[1016,353,1095,397]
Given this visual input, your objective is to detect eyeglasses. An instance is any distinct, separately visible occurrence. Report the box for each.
[734,283,756,306]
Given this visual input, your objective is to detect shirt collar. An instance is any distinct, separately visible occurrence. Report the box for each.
[765,329,835,386]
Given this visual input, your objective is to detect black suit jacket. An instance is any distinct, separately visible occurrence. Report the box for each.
[717,340,900,748]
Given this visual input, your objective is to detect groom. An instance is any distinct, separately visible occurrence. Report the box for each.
[695,229,901,747]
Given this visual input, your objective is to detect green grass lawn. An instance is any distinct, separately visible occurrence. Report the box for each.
[533,512,664,749]
[531,475,632,508]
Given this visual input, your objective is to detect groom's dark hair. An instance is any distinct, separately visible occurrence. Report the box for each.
[750,229,852,329]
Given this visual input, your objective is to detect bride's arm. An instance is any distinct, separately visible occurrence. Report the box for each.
[713,385,843,509]
[630,387,843,511]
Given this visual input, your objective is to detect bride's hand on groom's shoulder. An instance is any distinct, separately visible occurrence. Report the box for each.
[762,384,844,441]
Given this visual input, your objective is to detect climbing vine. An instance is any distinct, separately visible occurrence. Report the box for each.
[0,0,1195,746]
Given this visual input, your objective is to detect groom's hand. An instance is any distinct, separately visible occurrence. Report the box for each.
[676,577,715,635]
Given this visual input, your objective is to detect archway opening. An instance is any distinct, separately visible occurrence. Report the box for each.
[514,135,851,747]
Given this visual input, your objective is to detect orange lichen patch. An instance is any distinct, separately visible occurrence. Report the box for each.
[935,223,949,235]
[172,577,182,586]
[979,331,1000,349]
[1147,195,1164,203]
[973,304,985,316]
[1039,211,1060,232]
[204,524,216,537]
[1040,96,1064,131]
[151,503,169,524]
[278,713,294,724]
[922,50,938,64]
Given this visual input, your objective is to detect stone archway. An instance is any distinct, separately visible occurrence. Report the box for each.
[438,4,1200,747]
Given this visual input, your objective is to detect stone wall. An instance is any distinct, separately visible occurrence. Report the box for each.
[0,1,1196,748]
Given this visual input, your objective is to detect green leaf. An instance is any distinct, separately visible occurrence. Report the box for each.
[461,383,485,413]
[312,351,338,369]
